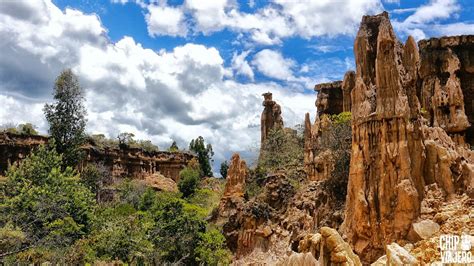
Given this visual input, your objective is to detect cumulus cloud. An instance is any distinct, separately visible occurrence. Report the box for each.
[231,50,254,80]
[0,0,316,172]
[146,4,187,37]
[252,49,294,80]
[133,0,383,44]
[392,0,462,40]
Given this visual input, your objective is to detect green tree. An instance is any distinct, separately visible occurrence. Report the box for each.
[168,141,179,152]
[178,160,200,198]
[1,144,95,260]
[17,123,38,135]
[80,163,112,202]
[150,197,206,264]
[189,136,214,177]
[44,69,87,167]
[117,132,135,148]
[220,160,229,178]
[196,228,232,265]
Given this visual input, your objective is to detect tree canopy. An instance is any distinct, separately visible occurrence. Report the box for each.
[189,136,214,177]
[44,69,87,167]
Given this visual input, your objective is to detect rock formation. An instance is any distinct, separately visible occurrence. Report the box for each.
[418,35,474,146]
[295,227,361,265]
[342,71,356,112]
[342,12,474,263]
[261,92,284,144]
[315,81,344,117]
[342,12,426,262]
[0,132,195,182]
[216,11,474,266]
[223,153,247,198]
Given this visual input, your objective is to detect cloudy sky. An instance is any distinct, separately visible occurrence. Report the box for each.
[0,0,473,173]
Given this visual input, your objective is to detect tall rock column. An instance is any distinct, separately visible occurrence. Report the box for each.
[342,12,425,263]
[342,71,355,112]
[261,93,284,144]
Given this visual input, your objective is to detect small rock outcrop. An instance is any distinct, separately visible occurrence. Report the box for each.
[315,81,344,116]
[223,153,247,198]
[261,92,284,144]
[295,227,361,265]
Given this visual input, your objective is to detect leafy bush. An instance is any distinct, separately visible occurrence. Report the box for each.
[0,123,39,135]
[259,128,304,173]
[178,161,200,198]
[196,228,232,265]
[319,113,352,201]
[220,160,229,178]
[168,141,179,152]
[80,163,113,202]
[1,144,95,262]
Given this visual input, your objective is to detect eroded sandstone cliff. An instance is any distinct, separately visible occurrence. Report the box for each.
[0,132,195,183]
[219,11,474,265]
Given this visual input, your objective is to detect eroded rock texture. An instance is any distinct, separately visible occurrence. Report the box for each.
[418,36,474,146]
[223,153,248,198]
[342,71,356,112]
[342,12,425,262]
[0,132,48,174]
[261,92,284,144]
[342,12,474,263]
[0,132,195,182]
[315,81,344,116]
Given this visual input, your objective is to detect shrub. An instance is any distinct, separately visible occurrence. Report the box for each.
[1,144,95,262]
[80,163,113,202]
[178,163,200,198]
[259,127,304,173]
[319,113,352,201]
[219,160,229,178]
[196,228,232,265]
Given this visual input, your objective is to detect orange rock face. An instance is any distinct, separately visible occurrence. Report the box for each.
[0,132,195,182]
[418,35,474,146]
[341,12,474,263]
[223,153,248,198]
[341,12,425,262]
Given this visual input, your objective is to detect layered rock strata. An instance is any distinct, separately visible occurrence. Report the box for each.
[0,132,195,182]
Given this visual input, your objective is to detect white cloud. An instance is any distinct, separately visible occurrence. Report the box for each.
[404,0,460,24]
[434,22,474,36]
[137,0,382,44]
[231,50,254,80]
[252,49,294,80]
[392,0,461,40]
[146,4,187,37]
[0,0,316,172]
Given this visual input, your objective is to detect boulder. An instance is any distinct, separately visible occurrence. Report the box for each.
[408,220,440,241]
[386,243,417,265]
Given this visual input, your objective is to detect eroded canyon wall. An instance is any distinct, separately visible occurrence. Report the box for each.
[0,132,195,182]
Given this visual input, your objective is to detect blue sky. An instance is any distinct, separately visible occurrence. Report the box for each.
[0,0,473,173]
